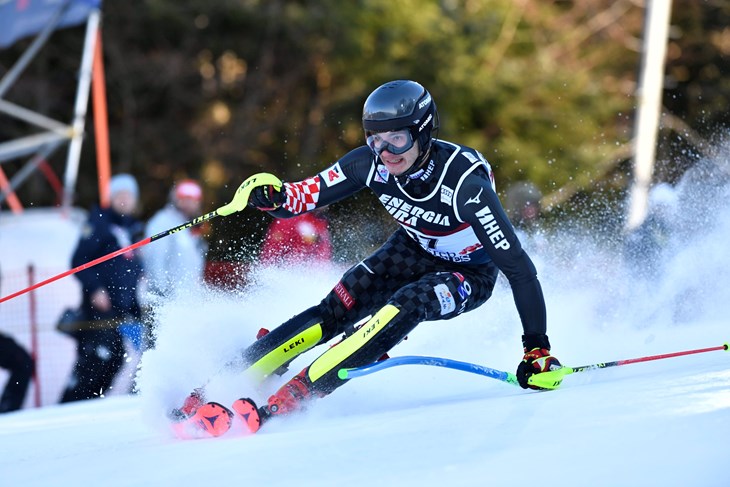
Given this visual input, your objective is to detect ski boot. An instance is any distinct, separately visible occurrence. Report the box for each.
[168,387,205,421]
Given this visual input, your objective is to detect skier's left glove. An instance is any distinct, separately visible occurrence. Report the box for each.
[516,333,562,390]
[249,185,286,211]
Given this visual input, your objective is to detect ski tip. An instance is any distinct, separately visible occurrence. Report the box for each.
[232,398,263,434]
[193,402,234,437]
[170,401,233,439]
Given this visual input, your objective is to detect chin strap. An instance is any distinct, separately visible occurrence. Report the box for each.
[393,147,433,186]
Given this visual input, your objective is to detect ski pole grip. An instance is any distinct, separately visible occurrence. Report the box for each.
[216,172,283,217]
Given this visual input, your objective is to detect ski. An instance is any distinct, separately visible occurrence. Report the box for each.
[170,398,266,439]
[231,397,265,434]
[170,401,234,439]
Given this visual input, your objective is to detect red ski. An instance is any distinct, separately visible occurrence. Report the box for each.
[170,402,233,439]
[231,397,265,434]
[170,398,266,439]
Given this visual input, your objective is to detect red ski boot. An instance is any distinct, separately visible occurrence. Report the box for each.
[267,367,324,416]
[231,368,322,434]
[168,388,205,422]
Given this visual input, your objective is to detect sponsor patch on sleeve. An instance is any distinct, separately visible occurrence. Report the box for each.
[319,162,347,187]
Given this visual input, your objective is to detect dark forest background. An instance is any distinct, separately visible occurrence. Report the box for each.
[1,0,729,262]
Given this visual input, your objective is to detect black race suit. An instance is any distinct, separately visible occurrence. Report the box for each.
[244,140,546,395]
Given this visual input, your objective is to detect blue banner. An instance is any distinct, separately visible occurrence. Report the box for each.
[0,0,101,49]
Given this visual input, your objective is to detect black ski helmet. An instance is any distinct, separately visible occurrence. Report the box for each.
[362,80,439,162]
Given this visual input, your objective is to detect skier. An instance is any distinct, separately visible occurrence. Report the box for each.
[173,80,562,434]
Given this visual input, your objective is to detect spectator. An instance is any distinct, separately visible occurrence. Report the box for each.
[504,181,546,258]
[0,264,34,413]
[0,333,33,412]
[504,181,543,231]
[259,211,332,266]
[60,174,145,403]
[624,182,678,280]
[142,179,208,298]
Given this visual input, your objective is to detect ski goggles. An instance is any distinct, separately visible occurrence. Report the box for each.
[366,129,415,155]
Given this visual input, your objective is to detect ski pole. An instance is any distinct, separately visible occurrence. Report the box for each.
[339,343,729,390]
[527,342,730,389]
[338,355,520,386]
[0,173,282,304]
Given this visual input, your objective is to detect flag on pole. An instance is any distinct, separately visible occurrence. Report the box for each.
[0,0,101,49]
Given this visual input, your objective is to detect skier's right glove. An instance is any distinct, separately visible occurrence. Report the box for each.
[249,185,286,210]
[516,333,562,390]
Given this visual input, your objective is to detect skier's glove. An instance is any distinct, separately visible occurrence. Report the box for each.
[516,333,562,390]
[249,185,286,210]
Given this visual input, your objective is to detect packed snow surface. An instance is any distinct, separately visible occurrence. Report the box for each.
[3,156,730,486]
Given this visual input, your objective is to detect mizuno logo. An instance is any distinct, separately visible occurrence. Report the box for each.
[466,187,483,205]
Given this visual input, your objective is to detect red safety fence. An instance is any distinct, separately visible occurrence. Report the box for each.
[0,265,140,408]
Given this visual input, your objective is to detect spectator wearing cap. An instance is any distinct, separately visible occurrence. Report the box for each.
[503,182,546,261]
[60,173,145,403]
[142,179,208,299]
[624,182,679,280]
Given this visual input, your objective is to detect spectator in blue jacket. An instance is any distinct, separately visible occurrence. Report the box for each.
[60,174,145,403]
